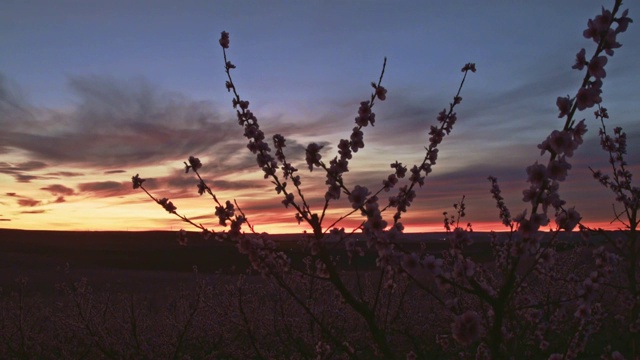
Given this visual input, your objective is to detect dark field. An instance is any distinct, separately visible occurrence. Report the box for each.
[0,228,491,293]
[0,228,625,359]
[0,228,598,294]
[0,228,465,273]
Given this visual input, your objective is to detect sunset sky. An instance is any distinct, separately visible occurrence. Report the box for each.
[1,0,638,234]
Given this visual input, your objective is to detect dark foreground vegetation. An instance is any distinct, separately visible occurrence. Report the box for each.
[0,229,620,359]
[0,228,598,275]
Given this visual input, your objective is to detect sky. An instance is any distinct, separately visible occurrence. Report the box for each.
[0,0,638,234]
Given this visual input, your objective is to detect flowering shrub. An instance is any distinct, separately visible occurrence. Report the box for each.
[132,0,637,358]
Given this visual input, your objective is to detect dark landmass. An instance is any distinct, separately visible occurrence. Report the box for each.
[1,228,252,275]
[0,228,603,276]
[0,228,485,282]
[0,227,614,300]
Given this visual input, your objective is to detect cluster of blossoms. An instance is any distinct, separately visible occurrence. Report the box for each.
[339,64,476,290]
[451,310,484,346]
[487,176,512,228]
[214,200,235,226]
[514,3,633,239]
[236,234,290,276]
[474,4,634,358]
[387,63,475,224]
[220,43,283,185]
[591,114,639,209]
[158,198,177,213]
[219,31,323,237]
[321,73,389,204]
[184,155,202,173]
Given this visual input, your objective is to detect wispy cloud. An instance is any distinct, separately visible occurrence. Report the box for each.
[77,181,130,197]
[17,198,41,207]
[40,184,75,196]
[52,196,66,204]
[0,160,49,182]
[0,74,241,170]
[20,210,47,214]
[5,191,69,208]
[46,171,84,178]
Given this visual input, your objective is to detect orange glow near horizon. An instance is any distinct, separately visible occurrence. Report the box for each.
[1,155,631,235]
[0,212,625,235]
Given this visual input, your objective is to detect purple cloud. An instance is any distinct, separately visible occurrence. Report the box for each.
[17,198,41,207]
[46,171,84,177]
[0,160,49,182]
[20,210,47,214]
[40,184,75,196]
[51,196,66,204]
[77,180,130,197]
[0,75,239,171]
